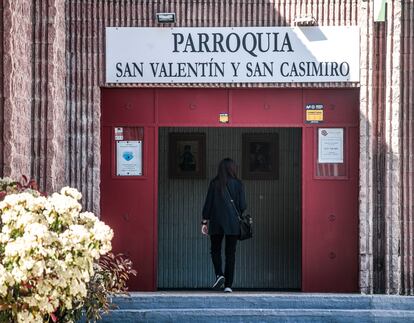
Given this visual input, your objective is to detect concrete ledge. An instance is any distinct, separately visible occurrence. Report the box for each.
[99,309,414,323]
[97,293,414,322]
[111,293,414,311]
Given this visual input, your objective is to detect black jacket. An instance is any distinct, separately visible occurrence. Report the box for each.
[202,177,247,235]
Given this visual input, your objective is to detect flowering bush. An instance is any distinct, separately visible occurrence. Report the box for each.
[0,177,134,323]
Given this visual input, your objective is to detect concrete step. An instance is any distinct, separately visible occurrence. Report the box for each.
[99,309,414,323]
[112,292,414,310]
[98,293,414,322]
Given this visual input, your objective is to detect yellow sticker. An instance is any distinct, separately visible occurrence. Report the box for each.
[219,113,229,123]
[306,110,323,122]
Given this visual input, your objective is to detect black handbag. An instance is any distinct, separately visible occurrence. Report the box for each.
[226,186,253,241]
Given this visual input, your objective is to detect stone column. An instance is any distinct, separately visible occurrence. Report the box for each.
[31,0,66,194]
[2,0,33,179]
[45,0,66,193]
[384,0,402,294]
[358,0,375,294]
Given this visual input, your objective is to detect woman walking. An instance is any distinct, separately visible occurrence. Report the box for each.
[201,158,247,293]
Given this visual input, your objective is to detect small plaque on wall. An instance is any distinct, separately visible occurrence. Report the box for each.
[116,140,142,176]
[305,104,324,124]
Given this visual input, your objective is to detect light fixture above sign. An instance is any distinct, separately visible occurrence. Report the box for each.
[156,13,176,24]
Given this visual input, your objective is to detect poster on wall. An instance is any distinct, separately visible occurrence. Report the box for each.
[116,141,142,176]
[318,128,344,163]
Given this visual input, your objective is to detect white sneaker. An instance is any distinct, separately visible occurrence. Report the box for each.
[224,287,232,293]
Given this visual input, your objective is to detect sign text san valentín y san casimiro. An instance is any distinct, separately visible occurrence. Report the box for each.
[106,27,359,84]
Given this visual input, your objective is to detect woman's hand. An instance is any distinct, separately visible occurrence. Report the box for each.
[201,224,208,235]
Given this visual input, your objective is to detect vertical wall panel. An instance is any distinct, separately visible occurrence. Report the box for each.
[31,0,65,194]
[372,17,387,294]
[158,127,301,289]
[2,0,32,179]
[32,0,48,190]
[359,0,375,295]
[0,2,3,177]
[384,0,402,294]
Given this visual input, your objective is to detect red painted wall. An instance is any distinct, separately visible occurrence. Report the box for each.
[101,88,359,292]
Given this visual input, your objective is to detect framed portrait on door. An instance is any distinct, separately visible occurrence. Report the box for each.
[169,133,206,179]
[242,133,279,180]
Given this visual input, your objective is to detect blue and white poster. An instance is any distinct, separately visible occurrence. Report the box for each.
[116,141,142,176]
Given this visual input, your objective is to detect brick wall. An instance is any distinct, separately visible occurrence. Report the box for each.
[359,0,414,295]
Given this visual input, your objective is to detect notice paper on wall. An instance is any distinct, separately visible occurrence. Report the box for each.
[115,127,124,141]
[116,141,142,176]
[318,128,344,163]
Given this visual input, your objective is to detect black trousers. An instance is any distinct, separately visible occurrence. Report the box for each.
[210,234,238,288]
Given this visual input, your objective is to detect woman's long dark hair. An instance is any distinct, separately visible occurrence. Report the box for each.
[215,158,238,193]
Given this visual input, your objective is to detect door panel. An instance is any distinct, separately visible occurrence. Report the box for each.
[158,89,228,125]
[231,89,302,125]
[302,90,359,292]
[101,91,157,291]
[303,147,359,290]
[101,88,155,125]
[301,89,359,125]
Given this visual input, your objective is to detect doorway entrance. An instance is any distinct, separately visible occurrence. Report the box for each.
[158,127,302,289]
[100,87,359,292]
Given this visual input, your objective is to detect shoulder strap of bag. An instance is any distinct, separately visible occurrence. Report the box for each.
[225,185,241,220]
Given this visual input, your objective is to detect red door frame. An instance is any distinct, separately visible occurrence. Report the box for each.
[101,88,359,292]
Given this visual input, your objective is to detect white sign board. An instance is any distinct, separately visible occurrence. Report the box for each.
[116,141,142,176]
[318,128,344,163]
[106,26,359,84]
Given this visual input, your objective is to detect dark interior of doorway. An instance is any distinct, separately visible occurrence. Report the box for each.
[158,127,302,290]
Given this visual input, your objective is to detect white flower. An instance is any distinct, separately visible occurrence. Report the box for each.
[0,265,13,296]
[5,238,27,258]
[11,266,27,283]
[17,310,43,323]
[92,221,113,242]
[0,177,15,185]
[61,186,83,201]
[25,195,47,212]
[78,211,98,228]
